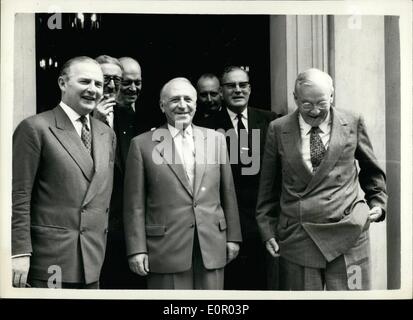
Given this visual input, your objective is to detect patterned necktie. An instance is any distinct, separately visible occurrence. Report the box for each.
[181,131,195,188]
[310,126,326,173]
[79,115,92,155]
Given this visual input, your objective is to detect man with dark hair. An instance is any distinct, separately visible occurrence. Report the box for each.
[12,56,116,289]
[203,66,279,290]
[193,73,222,126]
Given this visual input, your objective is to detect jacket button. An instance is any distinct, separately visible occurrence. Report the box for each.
[106,208,109,213]
[189,223,195,228]
[104,228,109,233]
[193,202,197,208]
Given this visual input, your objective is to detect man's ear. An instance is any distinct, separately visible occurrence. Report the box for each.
[330,87,335,104]
[159,100,165,113]
[219,86,223,99]
[57,76,66,92]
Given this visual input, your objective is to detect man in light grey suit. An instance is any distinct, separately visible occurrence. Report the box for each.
[12,56,116,288]
[123,77,242,289]
[256,68,387,290]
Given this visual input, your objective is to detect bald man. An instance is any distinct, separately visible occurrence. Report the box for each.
[123,78,242,289]
[256,68,387,290]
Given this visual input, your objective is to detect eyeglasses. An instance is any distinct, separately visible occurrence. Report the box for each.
[300,101,330,111]
[221,82,250,91]
[121,80,142,88]
[103,75,122,87]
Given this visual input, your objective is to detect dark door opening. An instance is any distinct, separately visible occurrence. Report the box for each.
[36,13,270,131]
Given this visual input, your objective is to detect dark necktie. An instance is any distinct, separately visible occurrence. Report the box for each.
[310,126,326,173]
[237,113,247,167]
[79,115,92,155]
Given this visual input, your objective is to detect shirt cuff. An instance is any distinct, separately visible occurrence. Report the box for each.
[12,253,31,258]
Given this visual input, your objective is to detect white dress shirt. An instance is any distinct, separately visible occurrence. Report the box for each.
[298,112,332,172]
[59,101,91,136]
[226,107,248,133]
[168,124,195,186]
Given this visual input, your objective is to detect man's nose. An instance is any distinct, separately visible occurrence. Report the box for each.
[86,82,98,93]
[107,79,115,89]
[177,98,187,108]
[206,94,212,102]
[309,107,321,115]
[128,82,136,91]
[234,84,242,93]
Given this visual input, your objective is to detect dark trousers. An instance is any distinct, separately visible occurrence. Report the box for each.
[100,231,147,289]
[224,237,278,290]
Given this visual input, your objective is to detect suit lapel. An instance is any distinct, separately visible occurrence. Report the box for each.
[193,125,207,197]
[304,107,349,194]
[218,107,235,131]
[154,125,193,197]
[82,118,111,206]
[281,110,313,185]
[247,107,266,151]
[49,106,94,182]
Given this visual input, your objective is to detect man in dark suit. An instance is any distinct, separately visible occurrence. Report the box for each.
[123,78,242,289]
[12,56,116,288]
[256,68,387,290]
[193,73,222,126]
[203,66,278,290]
[94,55,145,289]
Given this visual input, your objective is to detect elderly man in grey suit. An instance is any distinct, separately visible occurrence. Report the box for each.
[12,56,116,288]
[256,68,387,290]
[123,77,242,289]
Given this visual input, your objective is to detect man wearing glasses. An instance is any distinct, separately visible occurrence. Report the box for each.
[203,66,278,290]
[94,55,145,289]
[256,68,387,290]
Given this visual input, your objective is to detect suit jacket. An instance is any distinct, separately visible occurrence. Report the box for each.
[256,107,387,268]
[109,105,140,234]
[203,107,278,240]
[12,105,116,283]
[123,124,242,273]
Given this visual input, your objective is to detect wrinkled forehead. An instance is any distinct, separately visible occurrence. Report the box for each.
[66,61,103,79]
[100,63,122,77]
[296,80,333,96]
[222,69,249,83]
[122,61,141,77]
[163,80,197,100]
[198,78,220,92]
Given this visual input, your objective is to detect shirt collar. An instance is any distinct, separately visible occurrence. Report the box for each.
[226,106,248,121]
[167,123,193,139]
[298,110,331,135]
[59,101,90,123]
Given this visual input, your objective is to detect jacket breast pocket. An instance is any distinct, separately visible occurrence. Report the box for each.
[146,225,166,237]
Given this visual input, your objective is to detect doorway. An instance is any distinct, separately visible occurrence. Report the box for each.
[36,13,271,131]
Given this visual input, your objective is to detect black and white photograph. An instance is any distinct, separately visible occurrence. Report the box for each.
[0,0,411,303]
